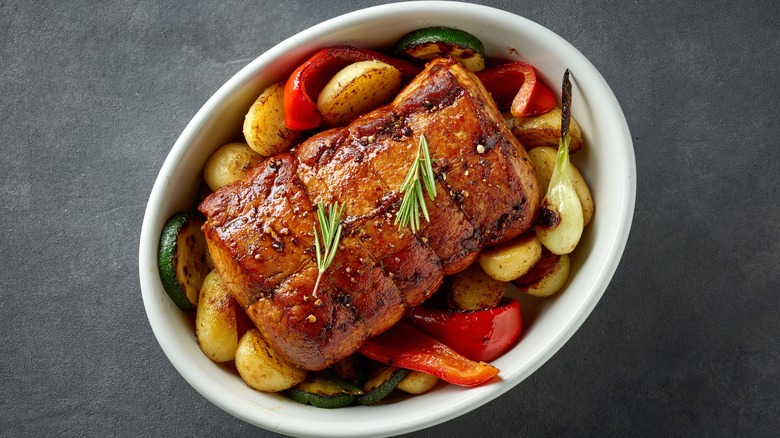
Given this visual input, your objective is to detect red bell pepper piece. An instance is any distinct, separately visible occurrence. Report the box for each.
[283,46,422,131]
[476,62,557,117]
[405,298,522,362]
[358,321,499,386]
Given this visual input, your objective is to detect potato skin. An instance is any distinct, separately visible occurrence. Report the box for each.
[478,232,543,282]
[527,146,594,226]
[235,329,308,392]
[397,371,439,395]
[195,270,240,362]
[317,60,402,127]
[506,107,583,153]
[202,142,263,192]
[243,82,300,156]
[447,263,507,310]
[513,249,571,297]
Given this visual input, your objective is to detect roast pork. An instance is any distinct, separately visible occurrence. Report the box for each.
[199,58,540,370]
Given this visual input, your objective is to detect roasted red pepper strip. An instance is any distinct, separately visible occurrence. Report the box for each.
[358,321,499,386]
[405,298,522,362]
[283,46,423,130]
[476,62,557,117]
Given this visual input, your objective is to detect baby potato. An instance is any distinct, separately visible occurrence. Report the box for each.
[317,60,402,127]
[202,142,263,192]
[448,263,507,310]
[397,371,439,395]
[478,232,542,282]
[513,249,571,297]
[243,82,300,156]
[505,107,583,153]
[196,270,241,362]
[528,146,594,226]
[235,329,308,392]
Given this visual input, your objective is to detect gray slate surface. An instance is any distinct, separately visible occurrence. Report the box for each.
[1,0,778,436]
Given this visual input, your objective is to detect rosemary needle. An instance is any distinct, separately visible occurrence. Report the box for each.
[312,201,344,297]
[395,135,437,234]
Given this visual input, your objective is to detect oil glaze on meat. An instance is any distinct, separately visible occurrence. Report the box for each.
[199,58,540,370]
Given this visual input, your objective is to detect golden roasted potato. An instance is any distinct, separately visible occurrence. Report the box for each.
[202,142,263,192]
[397,371,439,395]
[317,60,402,127]
[513,249,571,297]
[478,232,543,282]
[447,263,507,310]
[195,270,241,362]
[505,107,583,153]
[235,329,308,392]
[528,146,594,226]
[243,82,300,156]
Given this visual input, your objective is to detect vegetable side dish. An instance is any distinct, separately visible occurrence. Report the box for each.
[158,27,594,408]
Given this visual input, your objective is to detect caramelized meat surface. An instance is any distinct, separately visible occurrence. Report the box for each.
[199,58,540,370]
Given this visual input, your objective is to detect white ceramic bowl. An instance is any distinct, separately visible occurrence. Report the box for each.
[139,2,635,436]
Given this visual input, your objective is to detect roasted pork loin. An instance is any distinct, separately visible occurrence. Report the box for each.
[199,58,540,370]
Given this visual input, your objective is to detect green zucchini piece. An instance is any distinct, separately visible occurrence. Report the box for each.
[319,369,364,396]
[288,375,358,409]
[393,26,486,72]
[357,366,412,406]
[157,211,210,310]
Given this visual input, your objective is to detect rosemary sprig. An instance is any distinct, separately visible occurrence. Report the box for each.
[312,201,344,297]
[395,135,437,233]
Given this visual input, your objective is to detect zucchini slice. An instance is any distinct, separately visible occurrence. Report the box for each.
[319,368,365,396]
[157,212,210,310]
[288,374,359,409]
[393,27,486,72]
[357,366,411,406]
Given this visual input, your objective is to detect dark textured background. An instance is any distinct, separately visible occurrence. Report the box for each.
[2,0,778,436]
